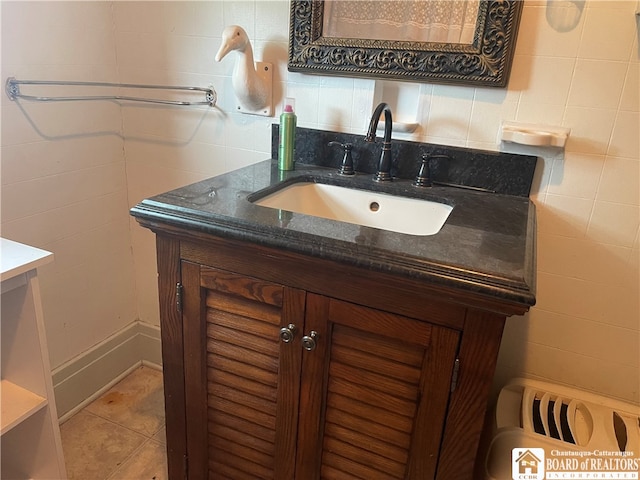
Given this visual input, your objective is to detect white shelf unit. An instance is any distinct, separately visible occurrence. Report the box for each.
[1,380,48,435]
[1,238,67,479]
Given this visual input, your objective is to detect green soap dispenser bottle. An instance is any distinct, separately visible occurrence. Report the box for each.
[278,98,296,170]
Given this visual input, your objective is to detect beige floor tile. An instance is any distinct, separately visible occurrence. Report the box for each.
[152,424,166,445]
[60,411,147,480]
[106,440,168,480]
[86,366,165,437]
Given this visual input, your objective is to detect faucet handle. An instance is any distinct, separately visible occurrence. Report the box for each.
[328,141,355,176]
[414,154,433,187]
[414,154,452,187]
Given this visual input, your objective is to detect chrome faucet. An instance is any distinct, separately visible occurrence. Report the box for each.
[364,102,393,182]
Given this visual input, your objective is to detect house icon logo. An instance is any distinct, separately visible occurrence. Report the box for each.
[512,448,545,480]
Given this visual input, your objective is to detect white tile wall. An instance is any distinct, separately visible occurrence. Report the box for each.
[1,1,136,368]
[1,1,638,404]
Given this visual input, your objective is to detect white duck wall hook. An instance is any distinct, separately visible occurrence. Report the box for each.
[215,25,273,117]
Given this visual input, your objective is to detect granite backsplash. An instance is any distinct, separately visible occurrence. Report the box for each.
[271,125,538,197]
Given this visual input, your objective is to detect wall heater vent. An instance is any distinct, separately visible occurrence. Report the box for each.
[485,378,640,480]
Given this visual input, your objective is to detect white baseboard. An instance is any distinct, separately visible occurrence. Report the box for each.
[52,321,162,422]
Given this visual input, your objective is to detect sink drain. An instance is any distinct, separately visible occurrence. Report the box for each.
[369,201,380,212]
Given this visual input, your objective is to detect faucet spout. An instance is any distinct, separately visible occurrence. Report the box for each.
[365,102,393,182]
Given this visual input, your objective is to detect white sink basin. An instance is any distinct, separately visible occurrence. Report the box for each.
[253,182,452,236]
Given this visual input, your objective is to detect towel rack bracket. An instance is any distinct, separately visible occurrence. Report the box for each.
[205,88,216,106]
[6,77,20,101]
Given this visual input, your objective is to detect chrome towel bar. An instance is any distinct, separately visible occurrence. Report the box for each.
[5,77,217,107]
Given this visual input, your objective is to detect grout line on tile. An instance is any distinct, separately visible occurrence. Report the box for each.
[105,437,155,480]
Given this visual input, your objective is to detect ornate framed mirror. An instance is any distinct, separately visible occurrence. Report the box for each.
[288,0,523,87]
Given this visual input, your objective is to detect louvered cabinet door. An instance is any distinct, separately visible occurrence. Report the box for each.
[296,294,460,480]
[181,262,305,480]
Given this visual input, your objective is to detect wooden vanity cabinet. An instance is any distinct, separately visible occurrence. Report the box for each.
[152,233,524,480]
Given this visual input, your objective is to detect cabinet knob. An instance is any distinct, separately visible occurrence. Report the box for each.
[302,331,319,351]
[279,324,297,343]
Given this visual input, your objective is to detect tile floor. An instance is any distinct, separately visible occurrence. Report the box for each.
[60,366,168,480]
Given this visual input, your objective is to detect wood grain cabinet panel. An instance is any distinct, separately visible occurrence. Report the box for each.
[148,236,518,480]
[179,260,461,480]
[297,295,460,480]
[182,263,304,480]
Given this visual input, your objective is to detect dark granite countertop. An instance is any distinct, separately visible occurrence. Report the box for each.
[131,159,536,307]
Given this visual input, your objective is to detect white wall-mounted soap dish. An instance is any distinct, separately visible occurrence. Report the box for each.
[500,121,570,148]
[377,120,419,134]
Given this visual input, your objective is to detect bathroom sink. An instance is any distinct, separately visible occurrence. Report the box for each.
[252,182,453,236]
